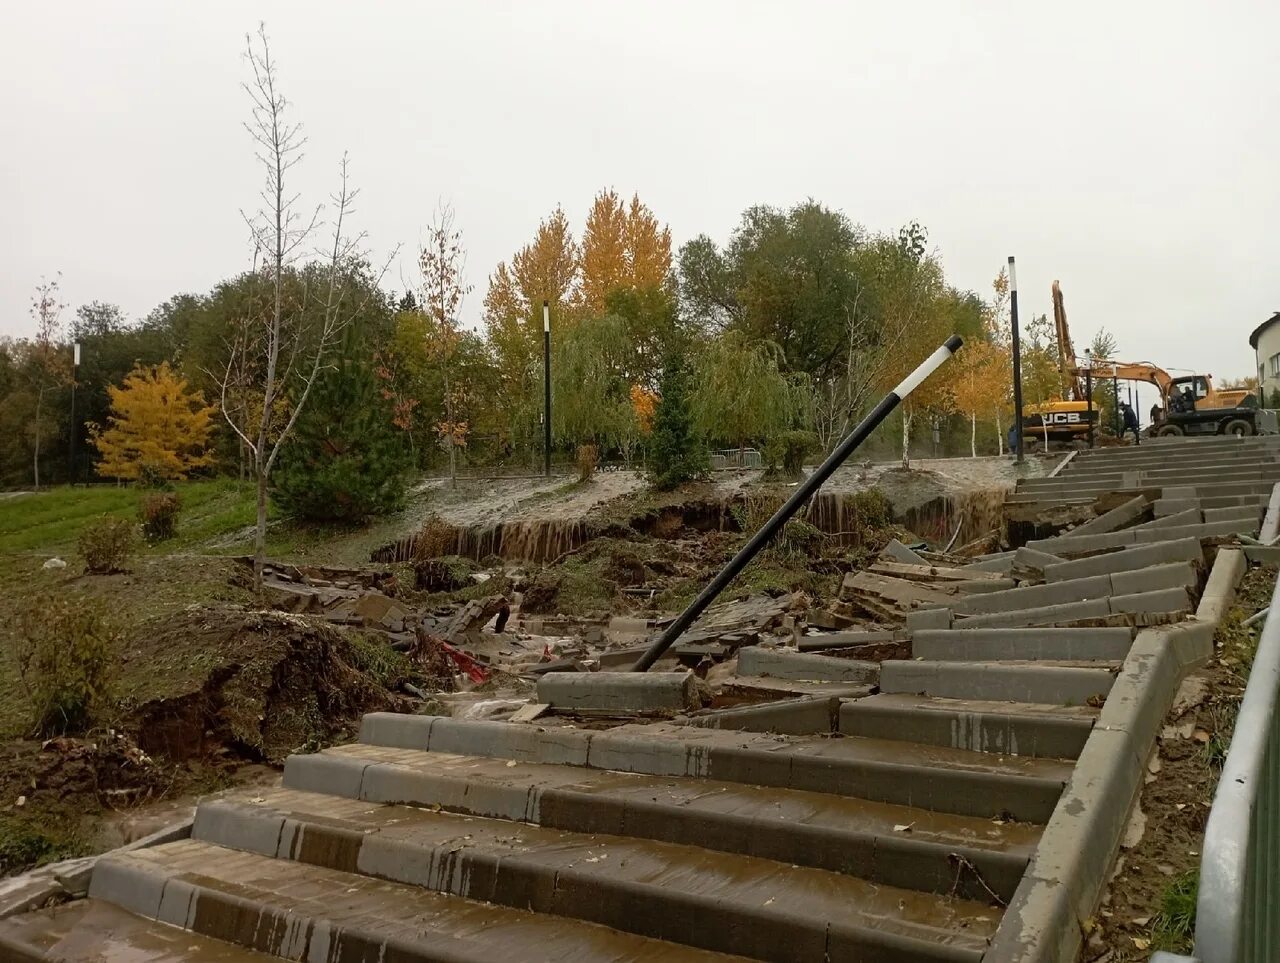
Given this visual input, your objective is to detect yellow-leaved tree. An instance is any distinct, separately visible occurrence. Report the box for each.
[92,362,217,481]
[951,340,1011,457]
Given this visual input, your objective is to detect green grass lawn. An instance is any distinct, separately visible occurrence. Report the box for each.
[0,480,264,556]
[0,475,439,568]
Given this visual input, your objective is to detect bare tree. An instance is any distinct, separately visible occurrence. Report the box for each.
[419,204,472,489]
[26,274,70,490]
[217,25,389,591]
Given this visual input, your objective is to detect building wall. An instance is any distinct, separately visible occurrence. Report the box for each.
[1255,322,1280,406]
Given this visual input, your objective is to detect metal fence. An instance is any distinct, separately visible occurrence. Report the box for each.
[709,448,763,470]
[1155,572,1280,963]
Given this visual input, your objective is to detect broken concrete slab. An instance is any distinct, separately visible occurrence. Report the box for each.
[1132,507,1201,530]
[881,538,927,565]
[1069,494,1151,537]
[797,629,896,653]
[735,646,879,684]
[1010,547,1063,584]
[1042,538,1203,583]
[536,671,699,713]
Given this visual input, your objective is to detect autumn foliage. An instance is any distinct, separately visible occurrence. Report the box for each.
[91,362,216,481]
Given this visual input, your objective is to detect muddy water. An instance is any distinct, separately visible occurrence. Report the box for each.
[373,516,594,564]
[896,488,1008,547]
[375,482,1011,565]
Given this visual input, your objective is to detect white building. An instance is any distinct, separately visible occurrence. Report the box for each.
[1249,311,1280,407]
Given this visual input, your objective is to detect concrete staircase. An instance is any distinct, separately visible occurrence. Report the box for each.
[0,442,1264,962]
[1009,434,1280,507]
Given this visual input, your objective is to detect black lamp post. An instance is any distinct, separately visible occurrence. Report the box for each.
[68,342,80,485]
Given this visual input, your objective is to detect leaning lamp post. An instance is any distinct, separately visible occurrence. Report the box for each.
[632,335,964,671]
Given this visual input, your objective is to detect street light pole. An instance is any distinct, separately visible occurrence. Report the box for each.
[543,300,551,478]
[1009,256,1025,463]
[69,342,80,485]
[1084,347,1094,449]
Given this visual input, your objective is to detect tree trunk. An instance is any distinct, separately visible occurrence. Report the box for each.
[901,408,912,468]
[253,468,269,593]
[33,389,42,491]
[970,412,977,458]
[444,366,457,489]
[995,410,1004,456]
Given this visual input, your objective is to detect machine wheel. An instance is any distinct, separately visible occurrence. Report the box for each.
[1157,424,1185,437]
[1223,418,1254,437]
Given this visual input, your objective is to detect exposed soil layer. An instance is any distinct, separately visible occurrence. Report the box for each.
[0,606,412,878]
[128,609,411,764]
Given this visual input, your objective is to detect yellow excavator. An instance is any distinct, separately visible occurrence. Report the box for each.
[1022,281,1270,443]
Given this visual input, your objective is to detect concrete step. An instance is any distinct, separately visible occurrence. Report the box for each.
[352,715,1072,821]
[736,645,878,683]
[1069,436,1280,462]
[1156,493,1269,516]
[91,840,755,963]
[1011,479,1278,503]
[1040,538,1203,581]
[1066,450,1279,471]
[271,756,1040,900]
[1016,470,1278,490]
[879,660,1116,706]
[683,694,840,733]
[1204,504,1266,525]
[943,563,1195,617]
[0,897,280,962]
[1062,451,1279,474]
[185,790,1002,961]
[911,627,1134,662]
[839,693,1096,759]
[953,588,1192,630]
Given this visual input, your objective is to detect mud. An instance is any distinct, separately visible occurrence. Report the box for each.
[130,609,411,764]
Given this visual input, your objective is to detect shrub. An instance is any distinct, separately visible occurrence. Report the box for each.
[272,332,413,522]
[77,516,135,574]
[138,492,181,542]
[648,349,709,490]
[764,430,819,479]
[13,594,116,737]
[412,514,459,561]
[576,444,599,482]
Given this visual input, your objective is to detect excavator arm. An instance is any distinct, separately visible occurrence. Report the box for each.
[1051,280,1083,401]
[1078,361,1173,393]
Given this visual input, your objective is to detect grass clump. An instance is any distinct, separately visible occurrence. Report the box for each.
[0,814,85,877]
[1150,870,1198,951]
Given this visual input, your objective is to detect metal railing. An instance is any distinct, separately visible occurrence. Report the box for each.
[1156,572,1280,963]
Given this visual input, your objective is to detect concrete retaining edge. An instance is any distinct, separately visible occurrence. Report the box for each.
[983,547,1246,963]
[2,812,194,920]
[1261,481,1280,544]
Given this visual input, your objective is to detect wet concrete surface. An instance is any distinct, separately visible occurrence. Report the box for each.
[0,898,279,961]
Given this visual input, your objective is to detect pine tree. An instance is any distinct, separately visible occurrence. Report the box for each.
[648,349,708,490]
[272,334,412,522]
[92,362,216,481]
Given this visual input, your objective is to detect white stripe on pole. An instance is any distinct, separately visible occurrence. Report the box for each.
[893,341,957,399]
[1007,256,1018,293]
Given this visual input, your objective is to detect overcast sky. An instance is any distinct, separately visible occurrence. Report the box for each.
[3,1,1277,389]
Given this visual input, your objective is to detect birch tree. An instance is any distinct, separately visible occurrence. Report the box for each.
[218,25,390,590]
[419,204,472,488]
[26,275,70,490]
